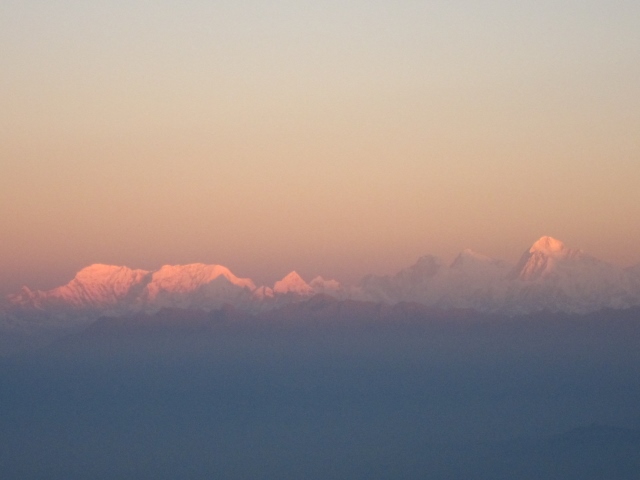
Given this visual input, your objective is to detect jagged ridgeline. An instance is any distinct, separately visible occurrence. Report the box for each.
[5,236,640,316]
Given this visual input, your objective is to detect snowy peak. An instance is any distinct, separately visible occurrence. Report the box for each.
[515,236,585,281]
[273,271,314,296]
[74,264,149,284]
[7,264,151,310]
[502,237,639,313]
[529,236,568,255]
[75,263,150,291]
[145,263,255,299]
[141,263,257,310]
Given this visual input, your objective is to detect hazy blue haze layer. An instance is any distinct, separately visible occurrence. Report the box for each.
[1,306,639,479]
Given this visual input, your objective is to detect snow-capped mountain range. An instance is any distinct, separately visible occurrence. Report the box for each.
[5,237,640,316]
[359,236,640,314]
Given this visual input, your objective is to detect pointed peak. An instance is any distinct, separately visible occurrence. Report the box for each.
[514,237,589,281]
[280,271,305,282]
[273,271,313,295]
[529,236,567,255]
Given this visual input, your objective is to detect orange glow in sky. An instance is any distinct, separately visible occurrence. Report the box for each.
[1,0,640,295]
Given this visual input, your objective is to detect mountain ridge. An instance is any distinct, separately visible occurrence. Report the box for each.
[5,237,640,317]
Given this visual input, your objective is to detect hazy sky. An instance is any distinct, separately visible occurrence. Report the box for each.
[2,0,639,294]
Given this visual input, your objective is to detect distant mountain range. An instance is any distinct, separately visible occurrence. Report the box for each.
[4,236,640,318]
[3,237,639,475]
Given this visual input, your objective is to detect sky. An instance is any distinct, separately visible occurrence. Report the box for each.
[1,0,640,295]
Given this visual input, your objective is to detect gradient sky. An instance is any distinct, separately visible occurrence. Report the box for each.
[2,0,639,295]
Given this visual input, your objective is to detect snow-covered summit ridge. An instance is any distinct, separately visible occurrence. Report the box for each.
[73,264,150,289]
[529,236,569,255]
[7,264,151,310]
[146,263,256,295]
[273,271,314,295]
[6,236,640,315]
[358,236,640,313]
[514,236,588,282]
[6,263,257,312]
[6,263,342,313]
